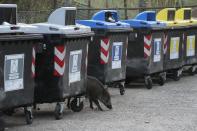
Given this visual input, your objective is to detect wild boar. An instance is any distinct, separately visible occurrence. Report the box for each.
[87,76,112,111]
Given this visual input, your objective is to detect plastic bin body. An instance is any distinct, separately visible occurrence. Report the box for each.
[31,7,93,105]
[87,29,128,84]
[122,11,166,78]
[77,10,130,86]
[126,29,164,77]
[183,27,197,66]
[157,8,185,78]
[163,28,184,71]
[0,33,41,110]
[35,34,90,103]
[175,8,197,69]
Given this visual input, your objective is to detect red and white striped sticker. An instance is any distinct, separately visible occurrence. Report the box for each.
[54,45,66,76]
[85,44,89,69]
[100,38,110,64]
[144,35,152,58]
[164,34,168,54]
[32,47,36,77]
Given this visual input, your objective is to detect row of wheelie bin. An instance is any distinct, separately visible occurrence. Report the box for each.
[1,4,197,129]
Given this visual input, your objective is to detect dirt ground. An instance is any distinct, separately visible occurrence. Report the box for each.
[3,75,197,131]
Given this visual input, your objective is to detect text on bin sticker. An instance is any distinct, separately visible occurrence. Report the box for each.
[153,38,162,62]
[112,42,123,69]
[187,35,195,57]
[69,50,82,84]
[4,54,24,92]
[170,37,180,60]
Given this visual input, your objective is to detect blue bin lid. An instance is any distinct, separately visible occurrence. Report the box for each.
[122,11,166,29]
[76,10,130,29]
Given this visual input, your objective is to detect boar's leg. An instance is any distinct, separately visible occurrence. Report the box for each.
[89,98,94,109]
[93,100,103,111]
[67,97,71,109]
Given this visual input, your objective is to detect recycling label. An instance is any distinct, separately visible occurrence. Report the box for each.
[153,38,162,62]
[187,35,195,57]
[69,50,82,84]
[4,54,24,92]
[112,42,123,69]
[170,37,180,60]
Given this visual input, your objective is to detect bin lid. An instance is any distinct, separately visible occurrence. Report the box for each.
[0,22,39,34]
[157,8,184,27]
[27,7,93,36]
[76,10,130,29]
[175,8,197,26]
[121,11,166,29]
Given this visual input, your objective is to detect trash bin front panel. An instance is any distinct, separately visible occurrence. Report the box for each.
[126,32,147,77]
[0,39,36,110]
[35,36,90,103]
[183,28,197,65]
[149,32,164,74]
[64,38,88,97]
[126,30,164,77]
[164,29,183,70]
[88,31,128,84]
[105,32,128,83]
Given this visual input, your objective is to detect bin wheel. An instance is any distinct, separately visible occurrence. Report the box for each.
[189,67,196,76]
[0,128,4,131]
[3,109,15,116]
[24,107,33,125]
[145,76,152,89]
[118,84,125,95]
[173,70,181,81]
[54,103,64,120]
[70,98,84,112]
[158,73,166,86]
[0,117,5,131]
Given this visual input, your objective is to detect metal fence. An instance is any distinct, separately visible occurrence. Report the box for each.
[18,5,197,23]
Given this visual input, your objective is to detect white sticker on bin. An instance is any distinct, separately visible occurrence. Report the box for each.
[187,35,195,57]
[153,38,162,62]
[112,42,123,69]
[4,54,24,92]
[170,37,180,60]
[69,50,82,84]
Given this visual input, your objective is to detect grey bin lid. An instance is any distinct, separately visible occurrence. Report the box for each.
[0,22,39,34]
[28,7,92,35]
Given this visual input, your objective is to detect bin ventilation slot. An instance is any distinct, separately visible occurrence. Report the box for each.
[147,13,155,21]
[167,10,175,21]
[0,5,17,25]
[65,10,76,25]
[184,10,191,20]
[105,12,117,23]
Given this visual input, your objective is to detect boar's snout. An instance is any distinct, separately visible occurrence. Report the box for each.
[107,104,112,109]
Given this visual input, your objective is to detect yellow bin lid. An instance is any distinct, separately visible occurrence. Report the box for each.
[175,8,197,26]
[156,8,181,27]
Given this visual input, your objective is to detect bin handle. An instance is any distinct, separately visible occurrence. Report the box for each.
[10,26,20,30]
[74,27,80,30]
[49,27,59,31]
[96,22,104,26]
[140,21,147,25]
[116,23,121,26]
